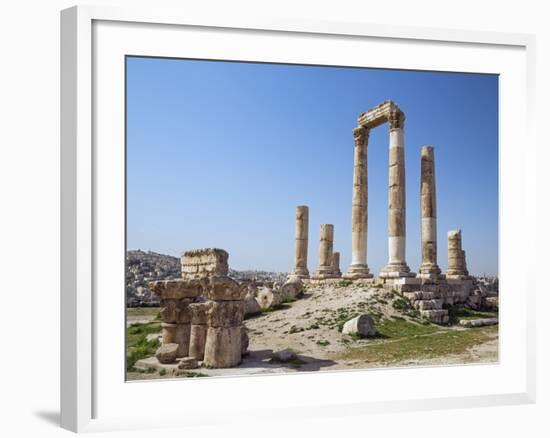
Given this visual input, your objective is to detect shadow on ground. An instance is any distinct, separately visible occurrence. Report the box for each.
[242,349,336,372]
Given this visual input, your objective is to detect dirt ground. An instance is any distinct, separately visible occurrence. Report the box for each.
[127,283,498,381]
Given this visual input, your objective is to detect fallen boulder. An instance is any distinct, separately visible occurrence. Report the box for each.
[156,343,179,364]
[342,314,377,337]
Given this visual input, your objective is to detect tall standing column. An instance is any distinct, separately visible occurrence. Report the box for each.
[381,110,412,278]
[446,230,468,279]
[418,146,441,279]
[313,224,337,279]
[344,127,373,279]
[293,205,309,278]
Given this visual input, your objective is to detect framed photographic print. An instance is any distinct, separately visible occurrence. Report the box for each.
[61,5,536,433]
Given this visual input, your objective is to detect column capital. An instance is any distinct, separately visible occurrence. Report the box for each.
[353,126,369,147]
[388,108,405,131]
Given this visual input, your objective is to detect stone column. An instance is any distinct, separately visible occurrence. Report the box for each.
[313,224,336,279]
[150,279,202,360]
[204,276,246,368]
[293,205,309,278]
[344,127,373,279]
[188,302,209,361]
[418,146,441,279]
[380,111,412,278]
[446,230,468,279]
[332,252,342,277]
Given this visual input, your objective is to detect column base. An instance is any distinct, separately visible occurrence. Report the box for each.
[292,268,310,279]
[379,262,414,279]
[417,264,442,280]
[343,264,373,279]
[311,266,339,280]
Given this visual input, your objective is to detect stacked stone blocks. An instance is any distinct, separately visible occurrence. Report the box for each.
[150,248,245,368]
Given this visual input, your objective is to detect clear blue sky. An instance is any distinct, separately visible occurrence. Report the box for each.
[126,57,498,276]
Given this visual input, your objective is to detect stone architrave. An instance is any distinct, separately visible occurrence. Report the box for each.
[446,230,468,279]
[293,205,310,278]
[331,252,342,277]
[313,224,338,279]
[344,127,373,279]
[417,146,442,279]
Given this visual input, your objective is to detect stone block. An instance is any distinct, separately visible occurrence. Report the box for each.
[207,301,245,327]
[178,357,199,369]
[203,326,242,368]
[189,302,210,325]
[206,276,247,301]
[156,343,179,364]
[181,248,229,279]
[159,298,193,323]
[420,309,449,325]
[149,279,203,299]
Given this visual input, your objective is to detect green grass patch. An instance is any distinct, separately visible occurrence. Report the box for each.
[316,340,330,346]
[127,307,161,319]
[376,318,439,338]
[126,322,161,371]
[335,280,353,288]
[337,325,498,364]
[447,306,498,324]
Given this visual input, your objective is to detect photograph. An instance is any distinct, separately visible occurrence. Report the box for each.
[125,56,499,380]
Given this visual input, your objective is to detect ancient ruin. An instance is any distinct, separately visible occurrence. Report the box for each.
[131,100,497,377]
[313,224,338,279]
[293,205,309,278]
[149,248,246,369]
[418,146,442,279]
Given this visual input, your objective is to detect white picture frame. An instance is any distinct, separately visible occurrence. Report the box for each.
[60,4,536,433]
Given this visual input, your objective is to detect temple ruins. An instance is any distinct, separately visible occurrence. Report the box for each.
[291,100,482,324]
[137,100,491,373]
[149,248,246,369]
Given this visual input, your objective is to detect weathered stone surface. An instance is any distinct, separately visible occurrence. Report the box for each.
[189,302,210,325]
[206,276,247,301]
[206,301,245,327]
[412,299,443,311]
[161,322,177,344]
[345,125,372,280]
[149,279,203,299]
[244,297,261,315]
[459,318,498,328]
[203,326,242,368]
[159,298,193,323]
[313,224,339,279]
[181,248,229,279]
[178,356,199,369]
[279,275,303,302]
[331,252,342,277]
[156,343,179,364]
[189,324,207,360]
[420,309,449,325]
[255,287,281,310]
[446,230,468,279]
[293,206,310,278]
[342,314,377,337]
[175,324,191,357]
[241,327,249,355]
